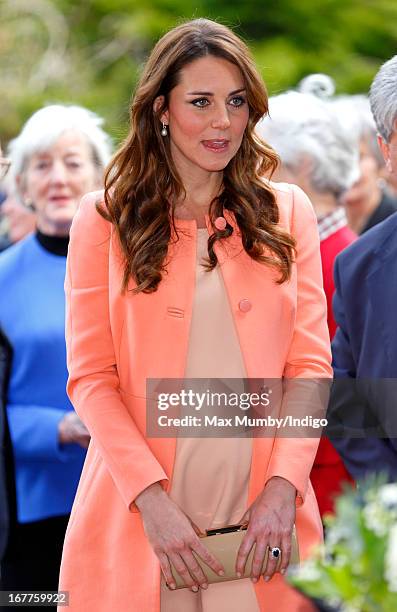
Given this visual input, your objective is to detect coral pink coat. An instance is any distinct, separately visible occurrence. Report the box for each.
[58,182,332,611]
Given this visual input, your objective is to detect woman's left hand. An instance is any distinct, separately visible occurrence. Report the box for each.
[236,476,296,583]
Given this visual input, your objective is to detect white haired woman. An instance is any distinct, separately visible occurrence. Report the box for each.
[0,104,111,608]
[256,91,358,518]
[332,94,397,234]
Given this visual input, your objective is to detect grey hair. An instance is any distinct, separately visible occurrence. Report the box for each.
[331,95,384,168]
[6,104,112,193]
[369,55,397,143]
[297,73,336,100]
[256,91,360,198]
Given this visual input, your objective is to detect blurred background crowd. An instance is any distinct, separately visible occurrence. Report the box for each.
[1,0,397,610]
[1,0,397,250]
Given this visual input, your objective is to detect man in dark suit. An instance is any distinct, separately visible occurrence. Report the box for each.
[328,55,397,480]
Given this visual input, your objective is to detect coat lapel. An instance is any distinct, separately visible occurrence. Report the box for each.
[366,237,397,377]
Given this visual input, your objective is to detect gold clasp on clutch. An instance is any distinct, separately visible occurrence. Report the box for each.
[205,523,248,537]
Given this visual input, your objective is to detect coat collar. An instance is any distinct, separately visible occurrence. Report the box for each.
[171,209,241,235]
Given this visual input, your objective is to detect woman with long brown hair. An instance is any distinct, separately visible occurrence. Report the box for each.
[58,18,332,611]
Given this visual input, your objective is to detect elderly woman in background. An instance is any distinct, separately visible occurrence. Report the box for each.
[0,105,111,605]
[256,91,358,518]
[333,94,397,234]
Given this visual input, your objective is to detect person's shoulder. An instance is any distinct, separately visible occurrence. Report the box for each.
[71,190,111,240]
[364,210,397,250]
[0,234,36,279]
[338,211,397,267]
[334,213,397,294]
[76,189,105,218]
[267,180,316,232]
[267,179,294,202]
[268,180,313,211]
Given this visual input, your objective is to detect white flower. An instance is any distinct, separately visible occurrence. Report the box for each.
[341,597,365,612]
[326,597,343,610]
[385,524,397,592]
[379,484,397,510]
[292,558,322,582]
[363,500,390,537]
[326,523,353,547]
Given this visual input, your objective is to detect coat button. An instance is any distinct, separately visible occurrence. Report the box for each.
[238,299,252,313]
[214,216,227,231]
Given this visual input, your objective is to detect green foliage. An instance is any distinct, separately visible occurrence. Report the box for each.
[1,0,397,146]
[289,476,397,612]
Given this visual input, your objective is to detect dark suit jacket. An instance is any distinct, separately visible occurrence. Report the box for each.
[328,212,397,480]
[0,330,16,562]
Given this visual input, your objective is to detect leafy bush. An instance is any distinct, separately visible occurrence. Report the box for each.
[289,477,397,612]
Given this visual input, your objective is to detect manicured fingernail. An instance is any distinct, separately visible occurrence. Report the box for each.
[236,572,242,578]
[280,568,286,575]
[201,583,208,590]
[251,577,258,583]
[264,576,270,582]
[192,585,199,592]
[170,583,176,590]
[218,570,225,576]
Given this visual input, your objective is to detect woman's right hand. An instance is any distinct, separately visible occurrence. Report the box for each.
[135,483,225,591]
[58,411,90,448]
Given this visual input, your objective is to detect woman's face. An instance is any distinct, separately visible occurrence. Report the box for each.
[160,55,250,179]
[20,130,101,236]
[342,138,380,209]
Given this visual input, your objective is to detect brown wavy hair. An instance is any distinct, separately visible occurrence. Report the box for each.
[100,18,296,294]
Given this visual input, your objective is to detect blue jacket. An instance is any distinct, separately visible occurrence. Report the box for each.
[0,235,86,523]
[329,212,397,480]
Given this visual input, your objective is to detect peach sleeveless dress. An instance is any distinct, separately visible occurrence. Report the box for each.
[160,227,260,611]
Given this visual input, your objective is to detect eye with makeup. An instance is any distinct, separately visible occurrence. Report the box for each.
[229,96,246,108]
[190,95,246,109]
[190,98,210,108]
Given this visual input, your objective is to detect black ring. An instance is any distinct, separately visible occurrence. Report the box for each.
[270,546,281,559]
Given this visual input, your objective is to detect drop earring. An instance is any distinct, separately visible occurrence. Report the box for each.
[161,123,168,137]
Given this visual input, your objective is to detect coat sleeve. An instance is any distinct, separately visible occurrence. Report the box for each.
[265,184,333,505]
[65,192,168,512]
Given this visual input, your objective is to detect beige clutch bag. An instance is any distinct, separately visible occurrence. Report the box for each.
[171,523,299,589]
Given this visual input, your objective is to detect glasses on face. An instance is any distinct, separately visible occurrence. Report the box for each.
[0,157,11,181]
